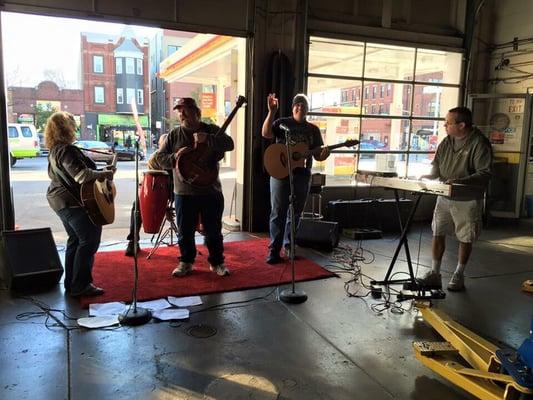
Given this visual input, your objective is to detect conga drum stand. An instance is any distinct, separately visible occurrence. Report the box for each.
[146,199,179,259]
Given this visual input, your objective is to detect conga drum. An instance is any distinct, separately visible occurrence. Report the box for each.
[139,170,171,234]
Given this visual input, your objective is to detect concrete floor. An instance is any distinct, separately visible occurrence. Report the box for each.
[0,222,532,400]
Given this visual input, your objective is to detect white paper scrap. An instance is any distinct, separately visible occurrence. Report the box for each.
[89,302,126,317]
[152,308,190,321]
[77,316,120,329]
[167,296,203,308]
[136,298,172,311]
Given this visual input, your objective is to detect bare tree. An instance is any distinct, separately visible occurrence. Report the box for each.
[5,65,26,87]
[42,68,66,88]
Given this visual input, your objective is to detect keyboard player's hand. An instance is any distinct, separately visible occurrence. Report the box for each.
[420,174,435,180]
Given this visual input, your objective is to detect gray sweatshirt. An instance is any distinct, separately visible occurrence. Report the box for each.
[430,127,493,199]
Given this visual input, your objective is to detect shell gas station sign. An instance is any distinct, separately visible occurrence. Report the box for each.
[201,92,216,119]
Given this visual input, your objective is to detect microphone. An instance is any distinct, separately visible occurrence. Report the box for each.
[279,123,290,132]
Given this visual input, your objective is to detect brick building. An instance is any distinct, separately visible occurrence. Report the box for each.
[7,80,83,129]
[81,27,150,143]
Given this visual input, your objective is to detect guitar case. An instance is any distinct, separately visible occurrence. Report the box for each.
[253,51,296,231]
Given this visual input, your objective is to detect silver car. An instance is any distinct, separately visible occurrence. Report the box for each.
[74,140,114,164]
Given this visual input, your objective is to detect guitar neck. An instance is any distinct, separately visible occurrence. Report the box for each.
[214,96,246,137]
[325,142,350,151]
[301,141,352,157]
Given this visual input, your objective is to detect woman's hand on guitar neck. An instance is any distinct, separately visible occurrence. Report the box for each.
[97,170,114,182]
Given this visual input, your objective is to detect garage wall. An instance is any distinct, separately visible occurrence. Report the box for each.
[308,0,466,49]
[484,0,533,94]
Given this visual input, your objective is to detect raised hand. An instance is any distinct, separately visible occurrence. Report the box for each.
[267,93,279,113]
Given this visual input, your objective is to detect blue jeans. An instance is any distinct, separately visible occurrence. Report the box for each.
[56,207,102,293]
[269,173,311,252]
[175,192,224,266]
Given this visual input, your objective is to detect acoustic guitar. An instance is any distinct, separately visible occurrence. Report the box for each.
[175,95,247,187]
[80,154,117,226]
[264,139,359,179]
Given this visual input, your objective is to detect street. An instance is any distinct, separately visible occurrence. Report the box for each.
[9,157,236,245]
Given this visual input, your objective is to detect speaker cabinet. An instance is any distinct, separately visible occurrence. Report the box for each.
[296,219,339,251]
[0,228,63,291]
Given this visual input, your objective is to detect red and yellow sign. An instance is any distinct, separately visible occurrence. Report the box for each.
[201,93,216,118]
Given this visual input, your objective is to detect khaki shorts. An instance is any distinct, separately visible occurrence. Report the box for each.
[431,196,483,243]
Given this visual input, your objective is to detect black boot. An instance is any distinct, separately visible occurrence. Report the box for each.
[125,240,140,257]
[266,250,282,264]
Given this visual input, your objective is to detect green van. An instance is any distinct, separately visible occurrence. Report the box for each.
[7,123,40,166]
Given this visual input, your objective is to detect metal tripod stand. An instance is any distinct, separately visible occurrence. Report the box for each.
[146,198,179,259]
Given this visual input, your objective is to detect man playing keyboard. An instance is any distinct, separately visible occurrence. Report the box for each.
[418,106,492,291]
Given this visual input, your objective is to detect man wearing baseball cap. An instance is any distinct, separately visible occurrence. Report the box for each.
[261,93,331,264]
[153,97,234,277]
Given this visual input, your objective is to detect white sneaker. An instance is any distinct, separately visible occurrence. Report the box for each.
[172,262,193,277]
[210,263,230,276]
[417,271,442,288]
[447,272,465,291]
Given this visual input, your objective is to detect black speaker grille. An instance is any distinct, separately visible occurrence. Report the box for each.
[0,228,63,291]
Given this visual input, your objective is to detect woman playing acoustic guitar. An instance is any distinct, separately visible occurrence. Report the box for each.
[45,111,115,297]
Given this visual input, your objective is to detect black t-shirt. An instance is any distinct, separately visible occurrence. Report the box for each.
[271,117,323,173]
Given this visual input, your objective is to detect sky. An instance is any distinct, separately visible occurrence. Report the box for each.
[1,12,160,88]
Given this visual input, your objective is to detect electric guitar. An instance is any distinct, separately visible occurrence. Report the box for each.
[264,139,359,179]
[80,154,117,226]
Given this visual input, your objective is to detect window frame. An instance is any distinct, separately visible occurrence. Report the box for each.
[93,55,104,74]
[94,86,105,104]
[126,88,135,105]
[125,57,135,74]
[306,36,462,181]
[116,57,123,74]
[116,88,124,104]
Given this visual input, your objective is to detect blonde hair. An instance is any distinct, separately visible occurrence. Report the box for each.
[44,111,77,149]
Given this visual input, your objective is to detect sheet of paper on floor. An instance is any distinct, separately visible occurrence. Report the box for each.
[89,302,127,317]
[77,316,120,329]
[167,295,203,308]
[152,308,190,321]
[136,298,172,311]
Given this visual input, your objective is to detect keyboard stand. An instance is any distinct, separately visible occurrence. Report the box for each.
[370,189,446,300]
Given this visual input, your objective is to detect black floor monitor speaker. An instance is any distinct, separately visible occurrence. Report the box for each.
[296,219,339,251]
[0,228,63,291]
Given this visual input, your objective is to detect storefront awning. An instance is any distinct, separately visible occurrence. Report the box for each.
[98,113,149,129]
[158,34,234,82]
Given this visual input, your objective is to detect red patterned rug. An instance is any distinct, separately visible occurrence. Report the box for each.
[79,238,336,307]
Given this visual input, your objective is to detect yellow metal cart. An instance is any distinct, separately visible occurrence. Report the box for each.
[414,302,533,400]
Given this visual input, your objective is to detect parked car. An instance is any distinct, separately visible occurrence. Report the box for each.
[359,140,387,150]
[113,144,145,161]
[37,132,49,157]
[359,140,387,158]
[7,123,40,166]
[74,140,114,164]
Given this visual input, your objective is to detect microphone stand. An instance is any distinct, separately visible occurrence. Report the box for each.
[119,137,152,326]
[279,128,308,304]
